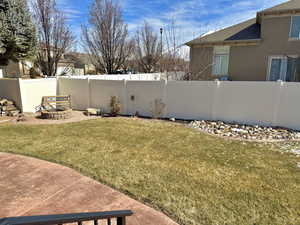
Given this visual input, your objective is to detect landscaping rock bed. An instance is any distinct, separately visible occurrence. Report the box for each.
[189,120,300,141]
[290,149,300,157]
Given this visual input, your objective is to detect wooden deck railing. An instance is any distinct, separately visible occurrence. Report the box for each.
[0,210,133,225]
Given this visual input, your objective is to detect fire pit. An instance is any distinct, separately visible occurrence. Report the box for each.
[41,108,72,120]
[40,96,72,120]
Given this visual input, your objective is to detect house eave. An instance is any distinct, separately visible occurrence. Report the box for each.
[187,39,262,47]
[257,9,300,23]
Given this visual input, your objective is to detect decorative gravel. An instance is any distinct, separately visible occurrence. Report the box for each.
[189,120,300,141]
[290,149,300,157]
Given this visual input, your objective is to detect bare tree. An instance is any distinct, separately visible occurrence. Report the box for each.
[134,21,162,73]
[183,49,214,81]
[164,18,215,81]
[31,0,75,77]
[82,0,133,74]
[186,37,216,81]
[163,19,189,80]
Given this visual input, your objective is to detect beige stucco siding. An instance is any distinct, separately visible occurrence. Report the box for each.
[191,16,300,81]
[230,16,300,81]
[190,46,213,79]
[261,16,300,55]
[229,45,267,81]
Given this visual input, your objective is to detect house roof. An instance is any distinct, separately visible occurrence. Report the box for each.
[186,18,260,46]
[186,0,300,46]
[259,0,300,14]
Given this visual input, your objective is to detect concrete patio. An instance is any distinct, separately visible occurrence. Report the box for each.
[0,153,178,225]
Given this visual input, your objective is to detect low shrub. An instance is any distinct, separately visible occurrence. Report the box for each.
[29,67,40,79]
[110,96,121,116]
[85,70,97,75]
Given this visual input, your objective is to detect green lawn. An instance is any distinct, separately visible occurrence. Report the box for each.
[0,118,299,225]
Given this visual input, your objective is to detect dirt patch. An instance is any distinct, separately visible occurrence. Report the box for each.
[8,111,99,125]
[0,116,13,123]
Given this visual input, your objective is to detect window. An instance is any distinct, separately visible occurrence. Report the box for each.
[268,57,286,81]
[212,46,230,76]
[267,56,300,82]
[290,16,300,39]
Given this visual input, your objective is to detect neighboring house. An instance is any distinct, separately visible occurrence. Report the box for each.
[2,53,95,78]
[186,0,300,82]
[63,53,96,75]
[1,60,33,78]
[56,57,76,76]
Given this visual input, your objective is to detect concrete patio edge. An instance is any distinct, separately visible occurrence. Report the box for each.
[0,152,179,225]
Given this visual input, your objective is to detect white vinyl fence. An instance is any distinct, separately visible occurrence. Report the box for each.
[19,78,57,112]
[0,78,56,112]
[64,73,161,80]
[0,79,22,109]
[58,77,300,131]
[2,76,300,131]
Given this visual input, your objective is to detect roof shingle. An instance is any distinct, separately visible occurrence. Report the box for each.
[186,18,259,46]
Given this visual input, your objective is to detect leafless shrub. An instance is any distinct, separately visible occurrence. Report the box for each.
[150,98,166,119]
[162,19,189,80]
[110,96,121,116]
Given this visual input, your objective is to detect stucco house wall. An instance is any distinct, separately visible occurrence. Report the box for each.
[189,46,213,79]
[229,16,300,81]
[190,16,300,81]
[188,0,300,81]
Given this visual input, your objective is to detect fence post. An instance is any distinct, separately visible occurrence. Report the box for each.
[163,79,168,118]
[123,79,128,115]
[87,77,91,109]
[17,78,24,113]
[272,80,284,127]
[211,79,221,121]
[56,76,59,96]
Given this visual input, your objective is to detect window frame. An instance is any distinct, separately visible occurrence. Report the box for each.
[289,15,300,40]
[212,46,230,76]
[267,55,299,81]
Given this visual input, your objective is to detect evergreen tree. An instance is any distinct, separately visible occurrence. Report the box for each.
[0,0,36,66]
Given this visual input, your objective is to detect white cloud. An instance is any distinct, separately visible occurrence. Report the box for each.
[57,0,83,21]
[125,0,287,45]
[55,0,288,54]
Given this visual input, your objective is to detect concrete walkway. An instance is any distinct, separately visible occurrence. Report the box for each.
[0,153,178,225]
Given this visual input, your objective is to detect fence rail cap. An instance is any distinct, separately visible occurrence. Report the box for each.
[0,210,133,225]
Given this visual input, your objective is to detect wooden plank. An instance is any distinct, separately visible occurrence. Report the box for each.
[41,95,71,110]
[46,101,70,103]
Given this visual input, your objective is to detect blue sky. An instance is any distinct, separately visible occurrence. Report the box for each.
[57,0,287,47]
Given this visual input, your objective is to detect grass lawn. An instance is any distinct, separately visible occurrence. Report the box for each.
[0,118,299,225]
